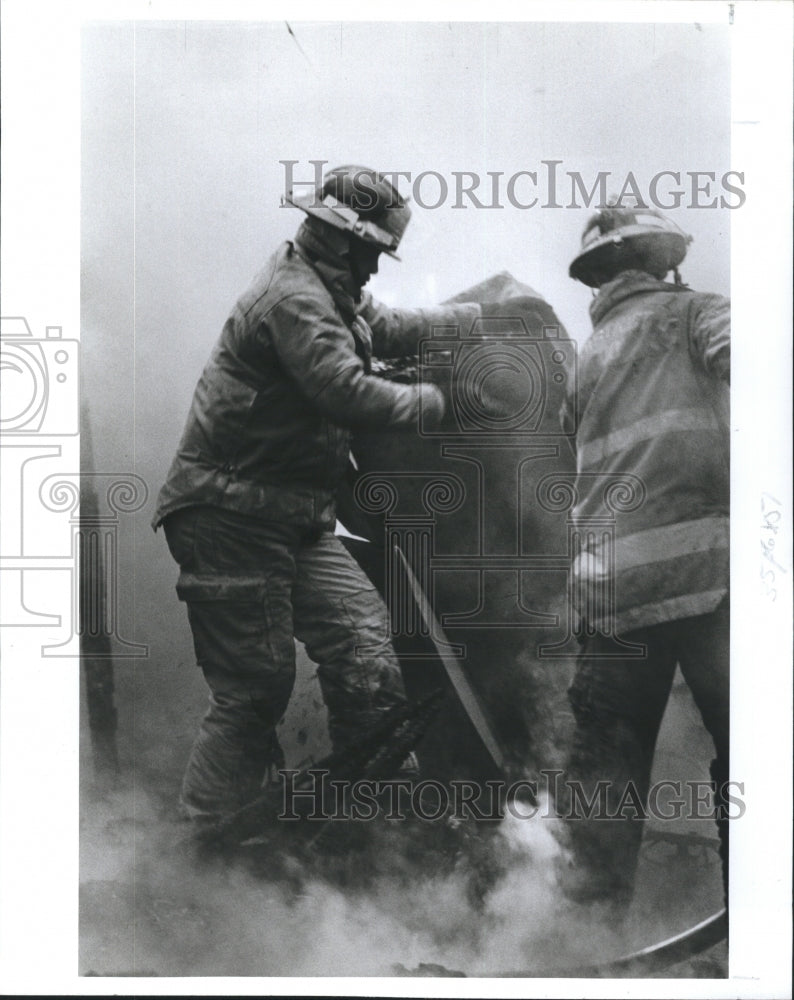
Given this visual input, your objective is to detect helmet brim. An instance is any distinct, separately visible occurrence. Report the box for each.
[569,228,690,287]
[283,191,402,260]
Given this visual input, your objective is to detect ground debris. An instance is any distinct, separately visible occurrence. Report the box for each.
[392,960,467,977]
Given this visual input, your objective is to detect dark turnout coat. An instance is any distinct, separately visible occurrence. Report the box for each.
[562,270,730,633]
[154,236,479,531]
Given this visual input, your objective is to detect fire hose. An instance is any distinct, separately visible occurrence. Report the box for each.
[395,908,727,977]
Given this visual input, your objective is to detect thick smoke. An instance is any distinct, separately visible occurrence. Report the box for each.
[80,663,726,978]
[81,783,621,977]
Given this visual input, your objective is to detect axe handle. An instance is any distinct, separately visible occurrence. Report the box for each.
[394,546,506,771]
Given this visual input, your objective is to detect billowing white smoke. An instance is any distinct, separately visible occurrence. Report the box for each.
[81,786,628,978]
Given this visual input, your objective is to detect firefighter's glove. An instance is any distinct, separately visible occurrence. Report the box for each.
[418,383,446,428]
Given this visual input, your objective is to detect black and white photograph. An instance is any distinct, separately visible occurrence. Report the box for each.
[0,1,791,996]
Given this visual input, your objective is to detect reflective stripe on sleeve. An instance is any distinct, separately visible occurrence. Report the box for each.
[613,517,729,571]
[572,517,729,580]
[578,407,720,469]
[613,589,728,632]
[570,516,730,632]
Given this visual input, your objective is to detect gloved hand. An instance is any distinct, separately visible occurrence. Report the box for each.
[418,382,446,427]
[452,301,482,333]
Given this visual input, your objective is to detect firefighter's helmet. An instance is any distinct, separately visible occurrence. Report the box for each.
[283,164,410,260]
[569,206,692,287]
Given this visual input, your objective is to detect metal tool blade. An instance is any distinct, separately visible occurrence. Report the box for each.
[393,545,506,771]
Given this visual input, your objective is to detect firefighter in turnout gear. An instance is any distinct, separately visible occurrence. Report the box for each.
[153,165,480,826]
[557,205,730,907]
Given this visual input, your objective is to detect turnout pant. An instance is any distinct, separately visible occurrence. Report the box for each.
[164,505,407,823]
[558,600,729,907]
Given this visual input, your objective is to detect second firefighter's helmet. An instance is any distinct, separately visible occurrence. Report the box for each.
[283,164,410,260]
[569,205,692,287]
